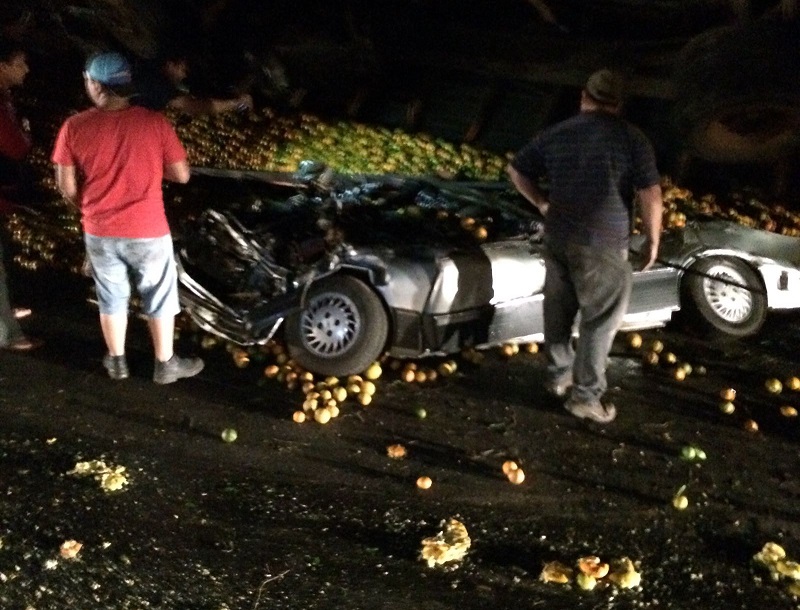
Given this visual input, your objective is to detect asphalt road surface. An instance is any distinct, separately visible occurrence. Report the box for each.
[2,264,800,610]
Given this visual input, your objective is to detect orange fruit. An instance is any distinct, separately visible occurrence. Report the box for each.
[386,444,407,459]
[416,476,433,490]
[643,351,659,366]
[501,344,517,358]
[314,409,331,424]
[672,494,689,510]
[765,378,783,394]
[365,362,382,380]
[502,460,518,475]
[507,468,525,484]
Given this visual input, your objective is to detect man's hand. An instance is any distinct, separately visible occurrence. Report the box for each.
[507,164,548,216]
[54,164,79,207]
[635,236,659,271]
[636,183,663,271]
[235,93,253,112]
[533,200,549,217]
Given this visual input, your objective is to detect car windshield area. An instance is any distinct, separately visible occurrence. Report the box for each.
[168,168,544,306]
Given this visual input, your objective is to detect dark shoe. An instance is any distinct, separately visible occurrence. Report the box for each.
[103,353,129,380]
[564,398,617,424]
[545,370,573,398]
[153,354,204,385]
[4,336,43,351]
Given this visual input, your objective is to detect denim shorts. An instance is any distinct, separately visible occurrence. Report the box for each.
[85,234,180,318]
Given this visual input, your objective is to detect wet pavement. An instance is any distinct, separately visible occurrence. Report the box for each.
[2,263,800,609]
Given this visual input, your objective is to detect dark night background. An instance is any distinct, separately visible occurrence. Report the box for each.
[4,5,800,610]
[2,1,799,195]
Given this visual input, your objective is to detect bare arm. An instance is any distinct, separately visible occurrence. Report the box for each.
[54,164,79,207]
[164,160,191,184]
[506,164,549,216]
[636,183,663,271]
[167,93,253,117]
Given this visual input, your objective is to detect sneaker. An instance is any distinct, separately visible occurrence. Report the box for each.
[103,353,129,380]
[564,398,617,424]
[153,354,204,385]
[545,371,573,398]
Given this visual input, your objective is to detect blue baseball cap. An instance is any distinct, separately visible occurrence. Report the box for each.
[84,52,132,86]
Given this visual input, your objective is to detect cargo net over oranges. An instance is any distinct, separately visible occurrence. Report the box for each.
[9,106,800,275]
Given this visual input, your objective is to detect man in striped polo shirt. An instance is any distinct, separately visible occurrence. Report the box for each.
[507,68,663,424]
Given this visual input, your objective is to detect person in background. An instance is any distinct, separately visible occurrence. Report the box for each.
[132,48,253,116]
[51,51,204,384]
[0,37,39,350]
[507,68,663,424]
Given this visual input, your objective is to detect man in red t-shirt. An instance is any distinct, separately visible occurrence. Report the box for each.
[52,51,203,384]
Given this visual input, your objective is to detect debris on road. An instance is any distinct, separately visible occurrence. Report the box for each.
[67,459,129,492]
[59,540,82,560]
[386,444,407,459]
[539,560,572,584]
[419,518,471,568]
[608,557,642,589]
[539,555,642,590]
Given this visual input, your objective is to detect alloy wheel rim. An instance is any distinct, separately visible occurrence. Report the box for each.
[299,292,361,357]
[701,264,753,324]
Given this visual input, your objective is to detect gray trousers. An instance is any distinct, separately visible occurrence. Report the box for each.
[543,239,632,402]
[0,235,24,347]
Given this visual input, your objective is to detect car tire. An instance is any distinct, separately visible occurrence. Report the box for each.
[286,275,389,377]
[672,19,800,163]
[681,256,767,339]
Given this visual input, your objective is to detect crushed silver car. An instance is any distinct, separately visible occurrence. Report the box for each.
[172,164,800,376]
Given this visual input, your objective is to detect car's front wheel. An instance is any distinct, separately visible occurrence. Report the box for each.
[681,256,767,339]
[286,275,389,377]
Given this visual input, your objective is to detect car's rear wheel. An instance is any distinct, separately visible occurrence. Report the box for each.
[681,256,767,339]
[286,275,389,377]
[673,19,800,164]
